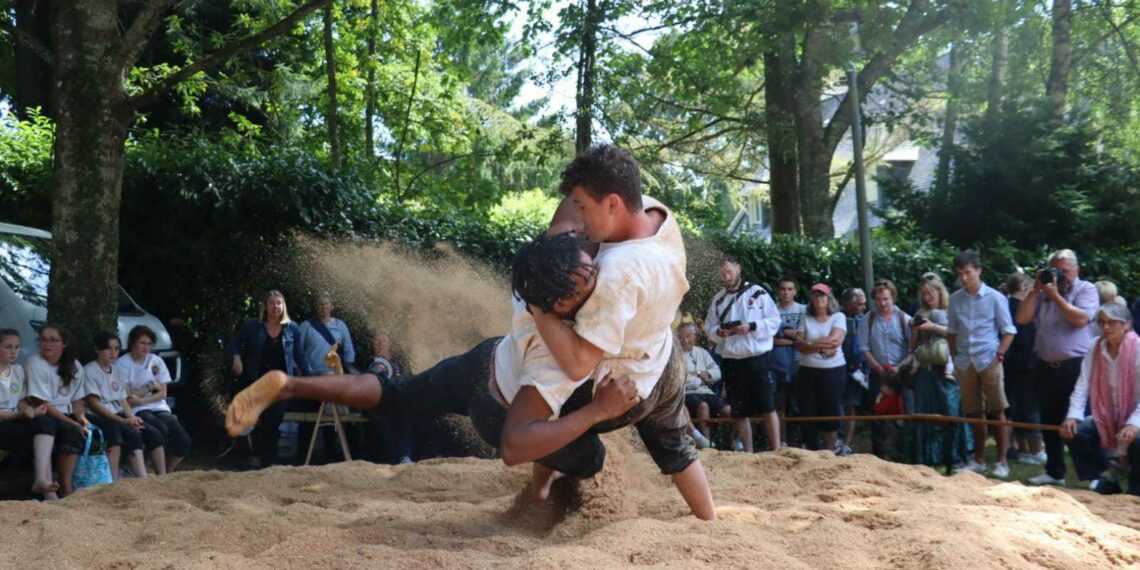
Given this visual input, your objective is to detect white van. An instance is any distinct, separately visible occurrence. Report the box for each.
[0,222,182,384]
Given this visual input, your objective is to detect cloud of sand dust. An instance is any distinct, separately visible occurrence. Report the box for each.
[296,237,513,372]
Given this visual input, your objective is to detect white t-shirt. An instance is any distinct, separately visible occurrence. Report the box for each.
[495,297,591,418]
[82,360,129,415]
[116,353,172,413]
[0,365,26,412]
[798,313,848,369]
[24,354,92,414]
[573,197,689,399]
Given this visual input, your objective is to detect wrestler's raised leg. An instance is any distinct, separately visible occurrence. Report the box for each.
[226,370,382,437]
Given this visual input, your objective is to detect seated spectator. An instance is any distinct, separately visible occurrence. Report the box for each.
[795,283,847,452]
[367,332,413,464]
[83,331,151,480]
[0,329,59,499]
[1093,280,1126,338]
[24,324,89,497]
[118,326,191,473]
[678,323,728,446]
[1061,303,1140,495]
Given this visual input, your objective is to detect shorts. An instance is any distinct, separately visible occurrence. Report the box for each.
[685,392,729,416]
[137,411,192,456]
[722,353,776,417]
[26,415,84,454]
[87,413,144,453]
[370,337,697,477]
[955,358,1007,415]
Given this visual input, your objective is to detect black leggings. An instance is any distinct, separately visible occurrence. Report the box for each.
[796,365,846,450]
[137,411,192,457]
[371,337,697,478]
[87,413,144,453]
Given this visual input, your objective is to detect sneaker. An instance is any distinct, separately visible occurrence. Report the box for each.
[1028,473,1067,486]
[955,460,987,474]
[692,430,711,449]
[733,439,745,452]
[991,462,1011,479]
[1017,451,1047,466]
[398,456,414,465]
[836,444,853,457]
[1089,478,1123,495]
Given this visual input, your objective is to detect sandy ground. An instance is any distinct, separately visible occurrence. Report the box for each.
[3,431,1140,570]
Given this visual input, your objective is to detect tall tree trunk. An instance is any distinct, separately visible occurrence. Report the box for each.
[795,4,834,239]
[935,30,963,199]
[324,1,341,169]
[764,31,801,235]
[364,0,377,159]
[1046,0,1072,123]
[13,0,52,118]
[984,0,1007,131]
[575,0,603,155]
[48,1,129,350]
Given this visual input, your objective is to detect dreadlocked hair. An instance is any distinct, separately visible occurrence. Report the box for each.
[512,232,594,313]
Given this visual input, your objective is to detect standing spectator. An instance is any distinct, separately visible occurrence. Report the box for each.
[909,277,971,467]
[678,323,728,445]
[772,276,805,448]
[83,331,149,480]
[1015,249,1099,486]
[857,280,912,458]
[298,292,357,374]
[704,257,782,452]
[0,329,59,499]
[227,290,308,468]
[839,288,867,455]
[1005,273,1044,465]
[1060,303,1140,495]
[948,250,1016,478]
[118,325,191,474]
[1092,281,1125,338]
[795,284,847,452]
[24,324,89,497]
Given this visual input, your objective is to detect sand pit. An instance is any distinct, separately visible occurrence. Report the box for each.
[4,432,1140,570]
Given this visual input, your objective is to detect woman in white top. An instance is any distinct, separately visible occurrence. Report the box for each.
[117,325,190,473]
[0,328,60,499]
[24,324,91,497]
[84,331,150,480]
[795,283,848,452]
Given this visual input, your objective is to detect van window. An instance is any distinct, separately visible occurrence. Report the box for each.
[0,233,51,306]
[0,232,144,314]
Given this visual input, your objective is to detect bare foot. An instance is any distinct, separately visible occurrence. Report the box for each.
[530,463,565,502]
[31,480,59,501]
[226,370,289,437]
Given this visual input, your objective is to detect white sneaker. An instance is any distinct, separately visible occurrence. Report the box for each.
[1028,473,1067,486]
[955,460,987,474]
[1017,451,1047,465]
[991,462,1011,479]
[733,439,745,452]
[692,430,711,449]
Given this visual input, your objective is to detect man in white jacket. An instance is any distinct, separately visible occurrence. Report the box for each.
[705,258,782,452]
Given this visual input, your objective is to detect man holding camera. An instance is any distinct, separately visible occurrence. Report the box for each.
[704,257,782,452]
[1015,249,1099,486]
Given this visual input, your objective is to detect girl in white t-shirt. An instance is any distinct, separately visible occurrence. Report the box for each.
[795,284,848,452]
[84,331,150,480]
[0,329,60,499]
[117,325,190,473]
[24,324,91,497]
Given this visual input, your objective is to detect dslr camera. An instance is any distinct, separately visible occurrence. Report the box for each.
[912,316,927,326]
[1037,267,1064,285]
[721,320,743,330]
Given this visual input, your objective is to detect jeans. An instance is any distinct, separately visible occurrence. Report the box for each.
[1066,417,1140,494]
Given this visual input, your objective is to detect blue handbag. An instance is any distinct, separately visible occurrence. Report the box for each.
[73,424,114,490]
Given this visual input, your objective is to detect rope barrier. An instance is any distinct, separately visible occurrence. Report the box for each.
[692,413,1062,432]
